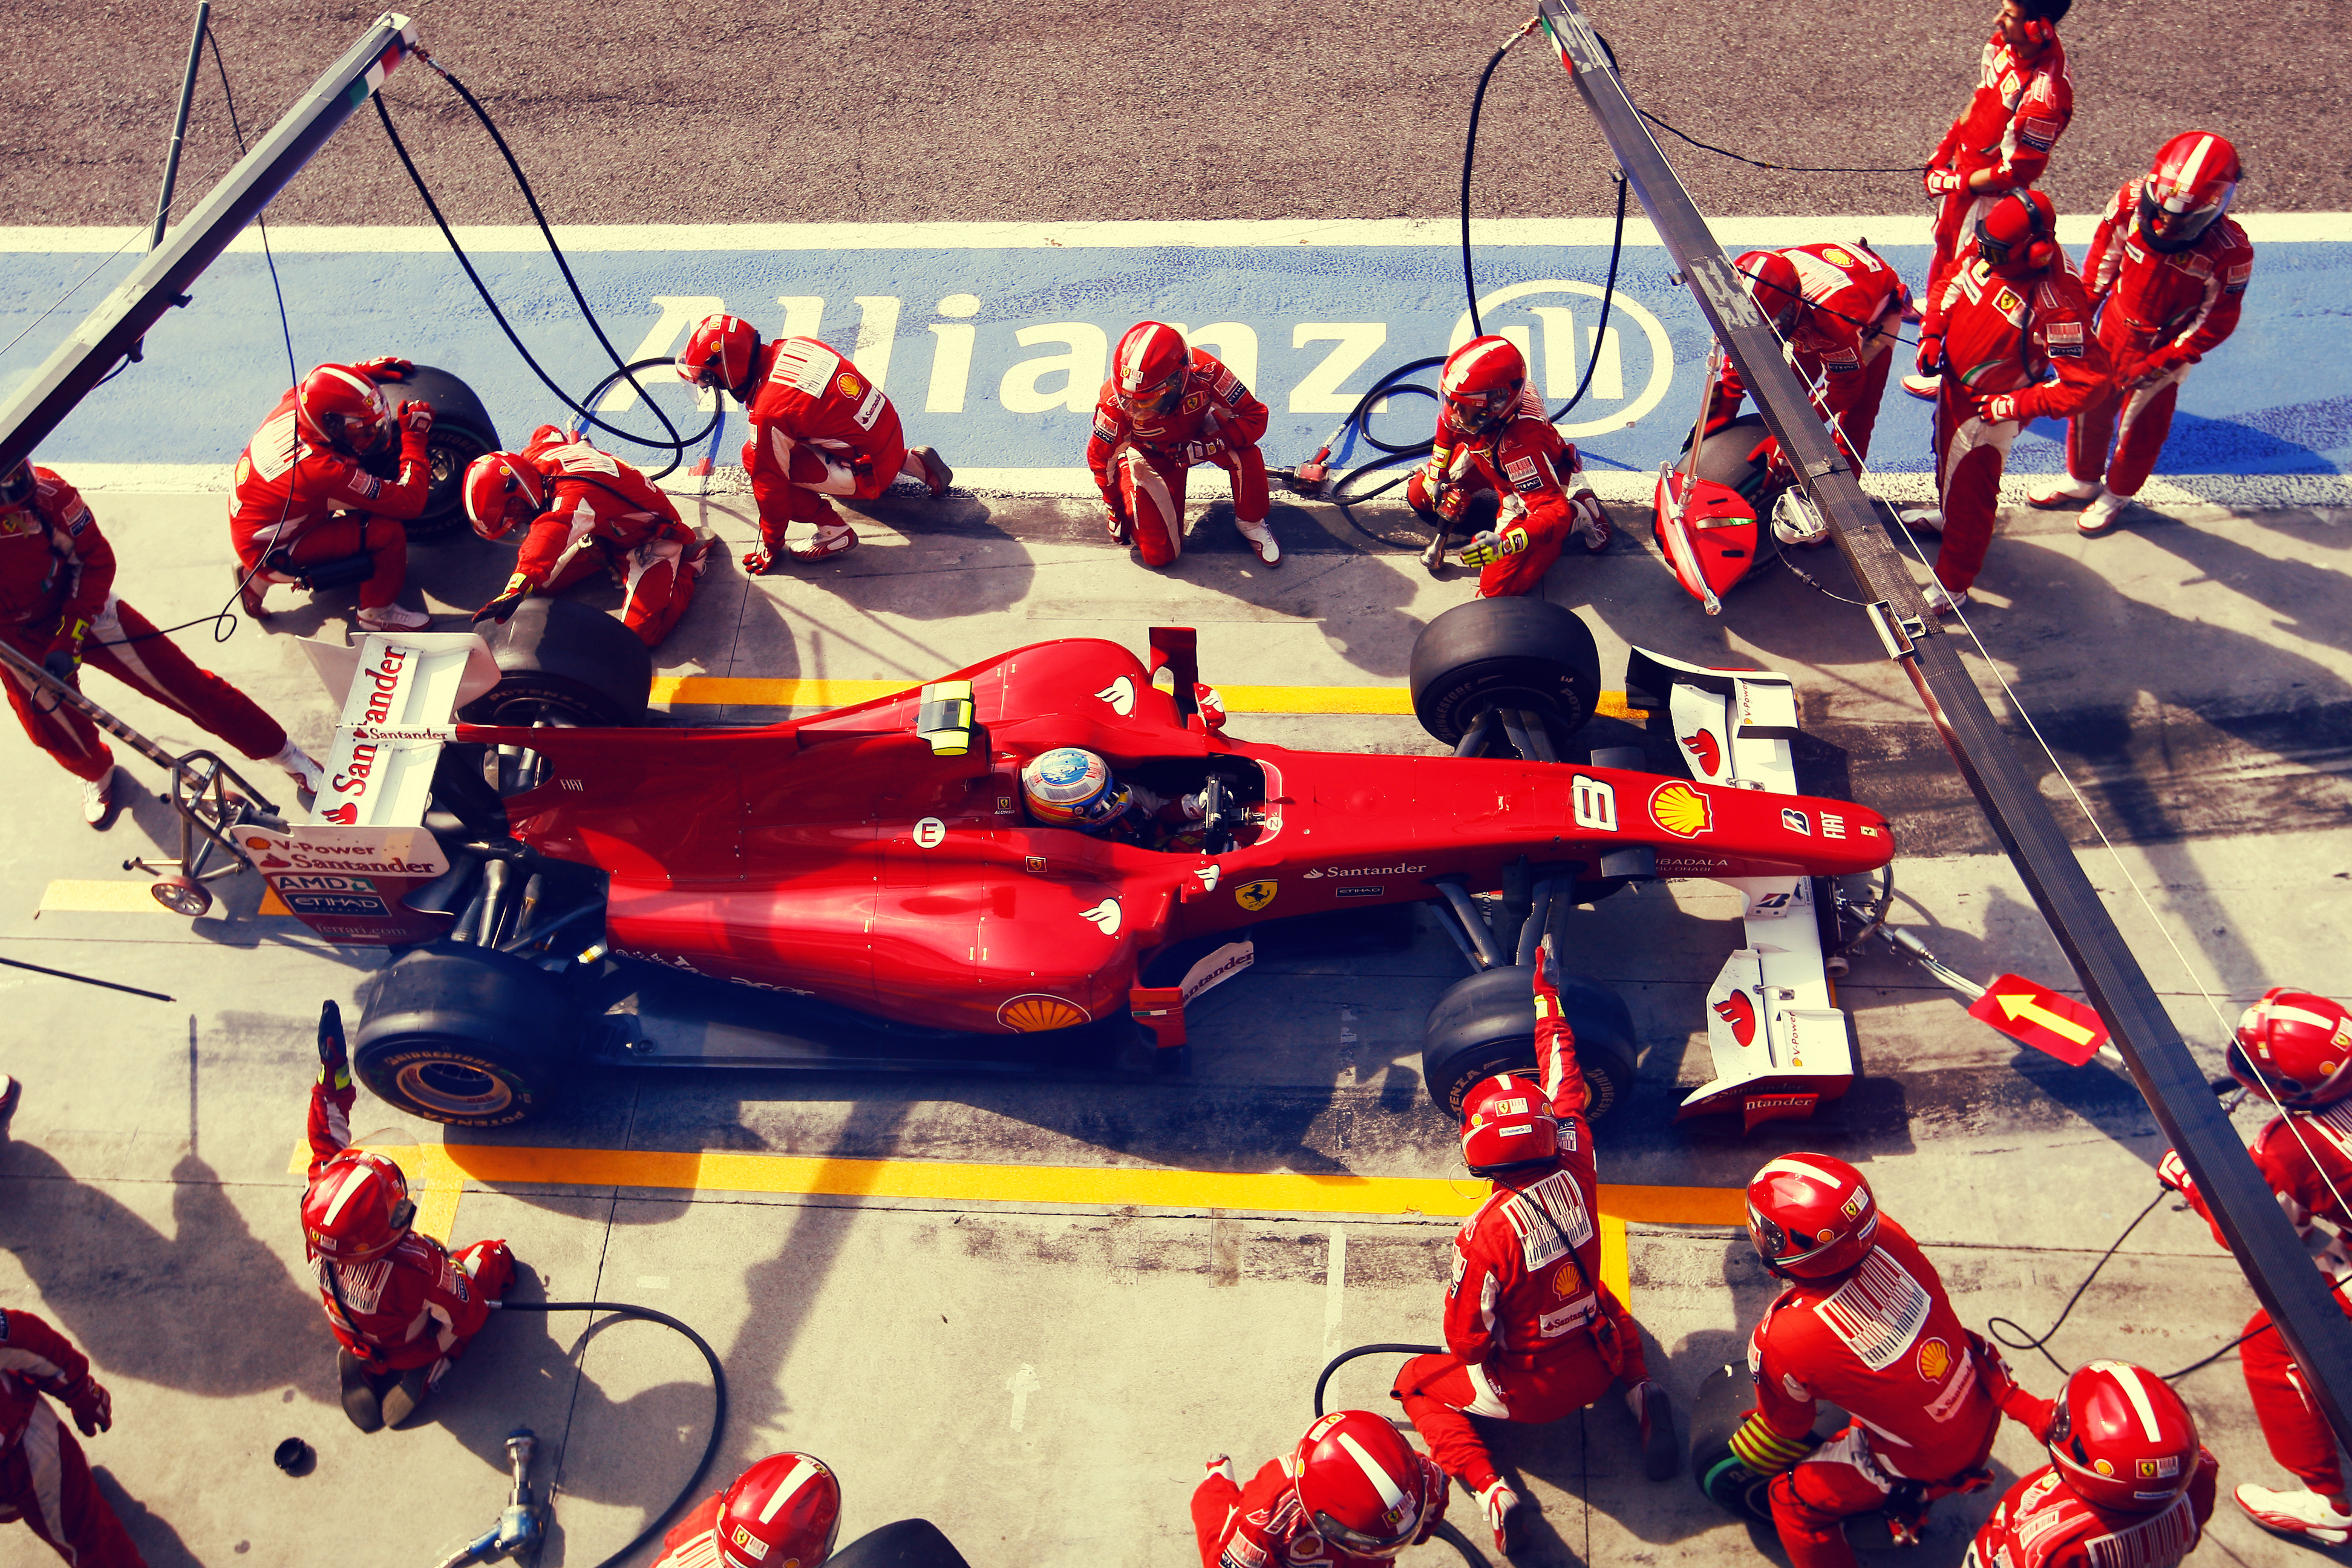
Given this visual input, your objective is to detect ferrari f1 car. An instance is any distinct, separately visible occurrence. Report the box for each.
[252,596,1892,1129]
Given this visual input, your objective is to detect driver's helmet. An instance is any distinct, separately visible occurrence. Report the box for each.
[1021,747,1128,828]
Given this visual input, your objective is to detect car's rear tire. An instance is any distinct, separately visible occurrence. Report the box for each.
[1422,962,1639,1120]
[397,366,501,543]
[459,596,652,727]
[1409,598,1604,749]
[354,947,578,1128]
[828,1520,973,1568]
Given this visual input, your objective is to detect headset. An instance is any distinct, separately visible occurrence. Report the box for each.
[1975,189,2060,276]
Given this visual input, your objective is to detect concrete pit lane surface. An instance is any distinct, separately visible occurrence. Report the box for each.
[1,3,2348,1567]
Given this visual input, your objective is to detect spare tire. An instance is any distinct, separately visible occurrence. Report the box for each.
[1408,598,1603,748]
[1421,962,1639,1120]
[459,596,652,727]
[354,946,583,1128]
[396,365,501,543]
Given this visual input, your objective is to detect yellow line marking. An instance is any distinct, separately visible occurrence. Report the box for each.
[650,675,1642,720]
[38,880,168,914]
[1599,1212,1630,1307]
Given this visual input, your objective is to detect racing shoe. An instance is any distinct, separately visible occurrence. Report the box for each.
[2074,491,2128,537]
[273,741,325,799]
[1236,517,1281,567]
[1204,1454,1238,1487]
[81,767,120,831]
[1475,1477,1524,1555]
[0,1074,20,1144]
[1921,579,1970,618]
[2236,1484,2352,1546]
[1901,373,1941,400]
[338,1350,385,1434]
[356,602,431,632]
[789,523,859,562]
[1627,1380,1678,1481]
[1570,490,1612,550]
[235,566,269,620]
[2027,475,2103,510]
[905,445,954,499]
[1893,506,1944,537]
[381,1364,437,1429]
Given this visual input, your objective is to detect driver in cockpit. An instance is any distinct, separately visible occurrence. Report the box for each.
[1021,746,1210,851]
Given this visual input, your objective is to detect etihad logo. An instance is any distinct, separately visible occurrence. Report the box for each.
[1648,781,1713,838]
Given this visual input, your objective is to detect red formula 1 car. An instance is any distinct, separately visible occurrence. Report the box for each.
[270,597,1892,1128]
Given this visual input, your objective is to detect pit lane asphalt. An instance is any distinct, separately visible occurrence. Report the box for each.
[0,483,2344,1567]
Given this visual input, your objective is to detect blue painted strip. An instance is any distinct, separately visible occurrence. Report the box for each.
[1,234,2344,483]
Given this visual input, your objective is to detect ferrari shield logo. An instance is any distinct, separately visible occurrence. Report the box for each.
[1234,879,1278,912]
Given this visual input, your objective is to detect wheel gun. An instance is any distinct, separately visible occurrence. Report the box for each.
[431,1428,546,1568]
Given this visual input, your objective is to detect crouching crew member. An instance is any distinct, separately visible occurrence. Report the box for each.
[1392,942,1674,1553]
[1088,322,1280,569]
[652,1451,841,1568]
[1716,244,1909,473]
[302,1001,515,1431]
[1193,1410,1447,1567]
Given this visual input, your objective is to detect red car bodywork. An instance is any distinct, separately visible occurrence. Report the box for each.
[463,636,1892,1036]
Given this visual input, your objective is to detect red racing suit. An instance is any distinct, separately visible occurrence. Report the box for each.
[1920,256,2112,594]
[1404,387,1601,598]
[2169,1107,2352,1495]
[1,467,288,783]
[742,336,908,545]
[1742,1219,2007,1568]
[1086,348,1272,567]
[229,378,429,611]
[1191,1457,1447,1568]
[1967,1451,2215,1568]
[0,1310,145,1568]
[305,1076,513,1377]
[2061,186,2255,498]
[647,1490,728,1568]
[1392,981,1648,1492]
[1714,241,1909,469]
[1924,30,2074,309]
[503,426,706,648]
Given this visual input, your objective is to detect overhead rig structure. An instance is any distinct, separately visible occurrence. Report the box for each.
[1527,0,2352,1444]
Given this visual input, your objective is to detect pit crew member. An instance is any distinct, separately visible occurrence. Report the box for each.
[1392,942,1673,1552]
[1192,1410,1446,1568]
[2030,132,2253,536]
[0,460,324,828]
[1912,0,2075,394]
[0,1308,143,1568]
[2157,986,2352,1547]
[1967,1361,2215,1568]
[1728,1153,2010,1568]
[1907,189,2113,615]
[1714,244,1909,472]
[1088,321,1280,568]
[228,358,436,631]
[302,1001,514,1432]
[675,315,952,571]
[1405,336,1609,597]
[1019,740,1229,851]
[463,426,714,647]
[650,1451,841,1568]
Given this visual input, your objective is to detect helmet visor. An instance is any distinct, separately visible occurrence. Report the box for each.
[1119,374,1182,417]
[1312,1511,1413,1558]
[2138,183,2233,251]
[1447,389,1513,433]
[0,463,32,509]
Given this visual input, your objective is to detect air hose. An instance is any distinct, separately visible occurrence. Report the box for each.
[1309,1343,1485,1568]
[492,1299,729,1568]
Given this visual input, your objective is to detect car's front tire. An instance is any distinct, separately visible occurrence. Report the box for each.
[1422,962,1639,1120]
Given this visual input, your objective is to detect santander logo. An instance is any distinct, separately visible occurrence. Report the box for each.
[321,802,359,826]
[1681,730,1722,775]
[1713,991,1757,1048]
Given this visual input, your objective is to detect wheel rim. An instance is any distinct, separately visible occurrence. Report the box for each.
[151,881,209,916]
[394,1056,514,1119]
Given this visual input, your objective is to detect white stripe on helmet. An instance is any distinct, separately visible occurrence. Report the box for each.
[2092,1360,2166,1439]
[321,1161,378,1226]
[1335,1431,1408,1509]
[1759,1156,1847,1189]
[1442,337,1519,396]
[757,1455,822,1523]
[2172,135,2216,205]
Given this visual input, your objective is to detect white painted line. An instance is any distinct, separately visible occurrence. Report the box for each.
[4,213,2345,253]
[1004,1363,1040,1432]
[1323,1226,1349,1360]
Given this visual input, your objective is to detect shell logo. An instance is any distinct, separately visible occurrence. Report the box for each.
[1550,1259,1584,1298]
[1916,1337,1952,1380]
[1648,781,1713,838]
[837,372,863,399]
[998,995,1091,1033]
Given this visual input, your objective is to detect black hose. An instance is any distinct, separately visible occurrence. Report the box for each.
[1459,38,1521,339]
[1985,1189,2166,1378]
[1312,1342,1442,1417]
[497,1299,728,1568]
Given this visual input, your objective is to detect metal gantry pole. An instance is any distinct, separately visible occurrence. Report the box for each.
[0,11,419,475]
[1529,0,2352,1445]
[149,0,214,253]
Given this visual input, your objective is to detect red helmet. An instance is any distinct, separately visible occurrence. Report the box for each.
[1440,335,1529,436]
[1290,1411,1435,1559]
[677,315,762,397]
[0,462,32,510]
[2230,987,2352,1109]
[1974,189,2062,279]
[1112,322,1190,417]
[295,364,397,458]
[462,451,549,544]
[715,1452,842,1568]
[1460,1072,1558,1175]
[2045,1361,2199,1514]
[1745,1153,1879,1279]
[1736,250,1806,337]
[301,1149,414,1264]
[2137,131,2241,255]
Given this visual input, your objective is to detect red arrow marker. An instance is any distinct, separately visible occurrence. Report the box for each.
[1967,973,2110,1066]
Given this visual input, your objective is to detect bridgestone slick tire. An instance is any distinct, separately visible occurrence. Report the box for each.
[1420,963,1639,1121]
[354,947,577,1128]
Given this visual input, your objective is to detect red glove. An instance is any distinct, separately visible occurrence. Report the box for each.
[741,544,776,577]
[398,399,434,437]
[1179,436,1228,466]
[2135,345,2192,386]
[61,1376,111,1437]
[1745,435,1788,478]
[1975,391,2022,425]
[1924,168,1966,197]
[1916,333,1944,379]
[472,573,532,626]
[2157,1148,2192,1194]
[353,356,413,384]
[1099,494,1129,543]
